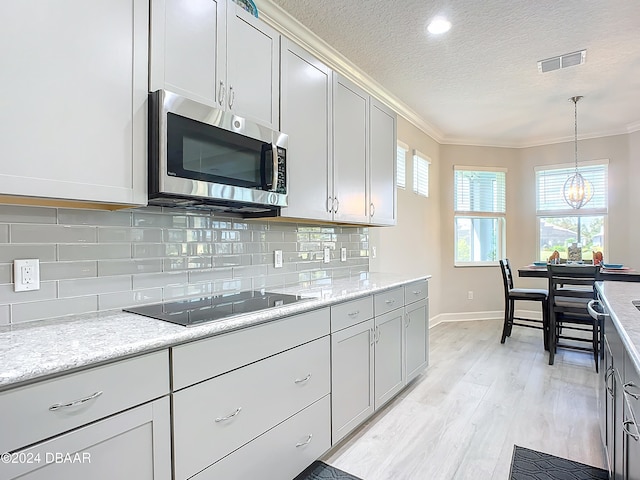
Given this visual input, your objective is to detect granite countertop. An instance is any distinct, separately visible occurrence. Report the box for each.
[596,281,640,372]
[0,272,430,391]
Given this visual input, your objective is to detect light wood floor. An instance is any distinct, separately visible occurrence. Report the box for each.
[323,319,606,480]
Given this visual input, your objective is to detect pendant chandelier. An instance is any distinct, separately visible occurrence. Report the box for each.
[563,95,593,209]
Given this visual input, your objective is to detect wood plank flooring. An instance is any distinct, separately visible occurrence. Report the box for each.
[322,319,605,480]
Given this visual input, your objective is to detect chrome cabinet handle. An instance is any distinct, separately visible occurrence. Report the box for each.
[405,313,411,327]
[624,382,640,400]
[327,196,333,213]
[295,434,313,447]
[228,85,235,109]
[385,299,396,305]
[334,197,340,214]
[412,290,422,295]
[623,420,640,441]
[370,327,375,346]
[370,202,375,217]
[218,81,225,106]
[348,310,360,317]
[374,326,381,343]
[605,367,615,397]
[49,391,103,411]
[295,373,312,384]
[587,300,609,320]
[215,407,242,422]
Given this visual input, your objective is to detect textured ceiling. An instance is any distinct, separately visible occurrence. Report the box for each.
[268,0,640,147]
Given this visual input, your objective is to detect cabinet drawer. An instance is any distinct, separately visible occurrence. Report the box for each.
[0,350,169,454]
[172,307,330,390]
[624,350,640,415]
[374,287,404,316]
[191,395,331,480]
[331,296,373,332]
[405,280,428,304]
[172,336,330,480]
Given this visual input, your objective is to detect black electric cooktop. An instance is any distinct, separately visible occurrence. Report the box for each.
[124,290,307,327]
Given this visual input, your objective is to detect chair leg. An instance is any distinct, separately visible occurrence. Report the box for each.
[507,300,515,336]
[548,309,556,365]
[542,299,549,351]
[500,299,511,343]
[593,319,599,373]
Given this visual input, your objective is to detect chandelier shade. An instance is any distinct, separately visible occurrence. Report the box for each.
[563,96,593,209]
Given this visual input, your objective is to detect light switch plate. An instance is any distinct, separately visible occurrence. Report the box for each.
[274,250,283,268]
[341,247,347,262]
[14,258,40,292]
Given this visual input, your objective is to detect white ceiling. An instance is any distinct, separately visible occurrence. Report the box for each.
[267,0,640,147]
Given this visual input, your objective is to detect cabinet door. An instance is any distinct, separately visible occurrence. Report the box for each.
[624,397,640,480]
[150,0,226,107]
[0,0,147,206]
[616,367,625,480]
[374,309,405,409]
[369,97,397,226]
[333,74,369,224]
[2,397,171,480]
[405,298,429,383]
[280,39,333,221]
[226,4,280,129]
[603,337,615,477]
[331,319,375,444]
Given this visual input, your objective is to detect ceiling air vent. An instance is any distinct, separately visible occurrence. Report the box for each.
[538,49,586,73]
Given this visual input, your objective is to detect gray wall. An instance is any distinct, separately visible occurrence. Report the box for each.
[0,205,368,325]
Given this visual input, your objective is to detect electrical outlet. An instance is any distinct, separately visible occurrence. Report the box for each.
[341,247,347,262]
[14,259,40,292]
[274,250,283,268]
[468,291,474,300]
[323,247,331,263]
[371,246,377,258]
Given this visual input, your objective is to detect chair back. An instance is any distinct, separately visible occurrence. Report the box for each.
[499,259,515,294]
[548,264,599,316]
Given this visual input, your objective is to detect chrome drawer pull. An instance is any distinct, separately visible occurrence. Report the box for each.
[624,382,640,400]
[385,299,396,305]
[347,310,360,317]
[49,391,103,411]
[295,373,312,384]
[623,420,640,441]
[215,407,242,423]
[295,434,313,447]
[412,290,422,295]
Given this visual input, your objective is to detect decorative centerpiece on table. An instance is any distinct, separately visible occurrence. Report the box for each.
[593,251,603,265]
[568,243,582,262]
[548,250,560,264]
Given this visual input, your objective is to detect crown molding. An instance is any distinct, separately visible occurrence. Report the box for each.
[254,0,444,142]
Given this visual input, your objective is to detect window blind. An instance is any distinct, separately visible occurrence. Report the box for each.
[413,150,430,197]
[454,168,506,213]
[536,163,608,213]
[396,142,407,189]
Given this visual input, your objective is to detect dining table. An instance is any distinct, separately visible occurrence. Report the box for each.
[518,264,640,282]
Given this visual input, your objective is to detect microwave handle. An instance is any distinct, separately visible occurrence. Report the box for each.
[261,143,279,191]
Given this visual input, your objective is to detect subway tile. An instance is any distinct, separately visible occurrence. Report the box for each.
[263,274,285,289]
[98,288,163,310]
[133,271,189,290]
[0,281,57,304]
[133,212,188,228]
[98,227,163,243]
[0,205,57,224]
[164,283,213,299]
[212,278,252,293]
[252,231,266,242]
[210,218,233,229]
[11,296,98,324]
[41,261,98,281]
[0,264,12,284]
[264,231,284,242]
[188,268,233,283]
[266,263,296,276]
[0,245,57,263]
[59,276,131,298]
[11,225,96,244]
[252,276,267,290]
[58,209,132,227]
[214,243,233,255]
[251,253,272,265]
[0,305,9,325]
[267,242,297,252]
[132,244,165,258]
[163,257,213,271]
[213,255,251,267]
[242,219,269,231]
[232,265,268,278]
[0,225,8,243]
[242,242,267,254]
[58,244,131,261]
[99,259,163,277]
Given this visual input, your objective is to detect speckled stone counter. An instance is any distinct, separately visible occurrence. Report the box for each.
[0,273,429,391]
[596,281,640,373]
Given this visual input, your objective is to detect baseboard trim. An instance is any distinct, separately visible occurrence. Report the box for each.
[429,309,542,328]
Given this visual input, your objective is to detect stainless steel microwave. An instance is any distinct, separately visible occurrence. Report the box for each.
[148,90,288,216]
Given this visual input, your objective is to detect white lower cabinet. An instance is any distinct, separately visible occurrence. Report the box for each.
[172,335,331,480]
[2,397,171,480]
[405,298,430,383]
[331,318,375,443]
[191,395,331,480]
[374,308,405,409]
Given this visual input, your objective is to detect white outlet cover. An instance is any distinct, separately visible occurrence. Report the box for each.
[341,247,347,262]
[323,247,331,263]
[14,258,40,292]
[274,250,283,268]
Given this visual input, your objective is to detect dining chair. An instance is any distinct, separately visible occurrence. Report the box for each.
[547,264,600,371]
[499,259,549,349]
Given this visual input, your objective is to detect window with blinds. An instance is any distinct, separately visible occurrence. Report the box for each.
[396,142,408,189]
[453,167,507,265]
[413,150,430,197]
[535,161,608,262]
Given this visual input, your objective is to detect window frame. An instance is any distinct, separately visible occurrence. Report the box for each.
[396,141,408,189]
[412,149,430,197]
[453,166,507,267]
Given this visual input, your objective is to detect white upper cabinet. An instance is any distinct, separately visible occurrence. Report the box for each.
[280,39,333,221]
[150,0,280,130]
[332,74,369,224]
[369,98,397,226]
[0,0,148,207]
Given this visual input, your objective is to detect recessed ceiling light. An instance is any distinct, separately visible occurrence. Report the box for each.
[427,17,451,35]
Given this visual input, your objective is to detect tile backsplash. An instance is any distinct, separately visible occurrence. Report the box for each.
[0,205,369,325]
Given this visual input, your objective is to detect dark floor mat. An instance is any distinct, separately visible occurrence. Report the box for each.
[294,460,364,480]
[510,445,608,479]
